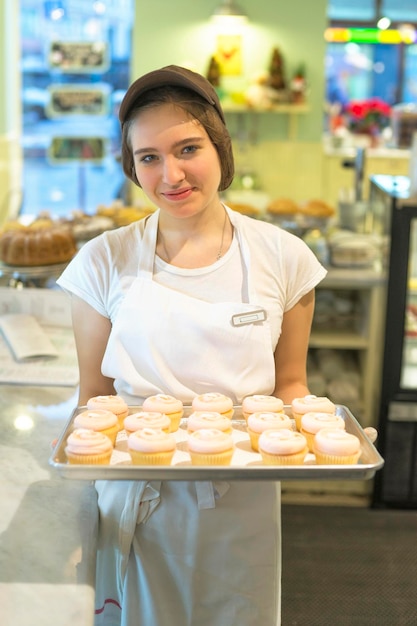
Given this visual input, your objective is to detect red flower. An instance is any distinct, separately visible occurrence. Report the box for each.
[344,98,391,134]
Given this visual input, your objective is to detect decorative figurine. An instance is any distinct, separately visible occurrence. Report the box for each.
[206,56,221,88]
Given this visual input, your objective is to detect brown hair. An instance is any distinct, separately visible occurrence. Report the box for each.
[121,86,234,191]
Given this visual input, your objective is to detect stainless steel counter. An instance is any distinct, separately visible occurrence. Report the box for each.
[0,384,97,626]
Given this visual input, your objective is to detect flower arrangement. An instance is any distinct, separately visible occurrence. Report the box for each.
[344,97,391,135]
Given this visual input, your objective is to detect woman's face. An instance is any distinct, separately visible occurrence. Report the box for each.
[129,103,222,219]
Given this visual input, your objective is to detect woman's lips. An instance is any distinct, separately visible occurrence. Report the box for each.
[162,187,194,202]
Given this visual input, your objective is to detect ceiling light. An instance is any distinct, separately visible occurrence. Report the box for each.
[212,0,248,20]
[377,16,391,30]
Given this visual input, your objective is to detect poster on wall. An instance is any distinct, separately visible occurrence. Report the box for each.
[48,137,106,164]
[215,34,243,75]
[48,41,109,73]
[46,85,110,117]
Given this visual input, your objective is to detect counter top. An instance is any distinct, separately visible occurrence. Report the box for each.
[322,265,386,289]
[323,135,410,159]
[0,384,97,626]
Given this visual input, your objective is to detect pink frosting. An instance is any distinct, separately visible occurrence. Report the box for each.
[242,395,284,414]
[87,395,128,416]
[187,411,231,432]
[300,412,345,434]
[127,428,176,452]
[247,411,292,433]
[191,392,233,413]
[187,428,234,453]
[142,394,183,414]
[258,429,307,455]
[66,428,113,454]
[292,395,335,415]
[314,428,360,456]
[124,411,170,432]
[74,409,118,431]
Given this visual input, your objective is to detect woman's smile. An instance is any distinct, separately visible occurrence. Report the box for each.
[161,185,194,202]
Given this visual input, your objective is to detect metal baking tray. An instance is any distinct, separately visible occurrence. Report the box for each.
[49,404,384,481]
[49,405,384,481]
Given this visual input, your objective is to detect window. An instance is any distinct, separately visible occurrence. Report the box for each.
[328,0,376,22]
[382,0,417,22]
[326,0,417,106]
[20,0,134,218]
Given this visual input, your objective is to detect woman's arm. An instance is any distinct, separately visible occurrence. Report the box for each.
[71,295,115,405]
[273,289,315,404]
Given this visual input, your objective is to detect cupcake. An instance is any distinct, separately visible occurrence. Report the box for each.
[242,394,285,421]
[187,411,233,435]
[127,428,176,465]
[187,428,235,466]
[191,392,234,420]
[73,409,120,446]
[291,395,335,431]
[86,395,129,429]
[300,411,345,452]
[124,411,171,435]
[313,428,361,465]
[142,394,184,432]
[258,429,308,466]
[247,411,293,452]
[65,428,113,465]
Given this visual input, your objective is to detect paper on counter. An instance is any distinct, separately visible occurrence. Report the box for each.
[0,314,58,360]
[0,322,79,386]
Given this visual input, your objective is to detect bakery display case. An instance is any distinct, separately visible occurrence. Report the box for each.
[369,175,417,508]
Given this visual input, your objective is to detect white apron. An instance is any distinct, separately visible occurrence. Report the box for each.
[94,209,282,626]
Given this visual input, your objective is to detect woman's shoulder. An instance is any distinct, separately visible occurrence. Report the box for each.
[77,218,145,260]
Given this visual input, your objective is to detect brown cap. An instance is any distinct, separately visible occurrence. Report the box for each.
[118,64,226,125]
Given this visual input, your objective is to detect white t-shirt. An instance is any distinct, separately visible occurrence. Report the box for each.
[57,208,327,351]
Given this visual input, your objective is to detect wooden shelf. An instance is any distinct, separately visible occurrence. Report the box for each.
[222,102,309,140]
[309,274,386,429]
[222,103,309,114]
[309,331,369,350]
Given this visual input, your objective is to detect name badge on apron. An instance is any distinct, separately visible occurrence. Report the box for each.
[231,308,267,327]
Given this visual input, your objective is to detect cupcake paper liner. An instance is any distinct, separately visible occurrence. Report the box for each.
[65,449,112,465]
[128,449,175,466]
[313,450,361,465]
[189,449,234,466]
[259,448,308,466]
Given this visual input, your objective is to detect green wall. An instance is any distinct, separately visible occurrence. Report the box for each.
[132,0,328,142]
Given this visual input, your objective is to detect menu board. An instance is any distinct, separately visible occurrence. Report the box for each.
[48,137,106,163]
[48,41,109,73]
[47,85,109,117]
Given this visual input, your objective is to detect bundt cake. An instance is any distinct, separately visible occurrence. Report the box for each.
[0,224,77,266]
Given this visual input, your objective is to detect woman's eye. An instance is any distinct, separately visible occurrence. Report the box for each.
[140,154,157,164]
[182,145,198,155]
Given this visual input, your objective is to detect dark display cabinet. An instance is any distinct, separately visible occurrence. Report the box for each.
[370,175,417,508]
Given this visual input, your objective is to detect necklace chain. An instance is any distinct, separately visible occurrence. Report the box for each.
[216,208,227,260]
[159,209,228,263]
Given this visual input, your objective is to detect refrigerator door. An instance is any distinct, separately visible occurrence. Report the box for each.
[371,176,417,508]
[401,218,417,389]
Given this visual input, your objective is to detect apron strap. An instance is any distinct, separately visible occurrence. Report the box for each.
[117,480,161,594]
[195,481,230,509]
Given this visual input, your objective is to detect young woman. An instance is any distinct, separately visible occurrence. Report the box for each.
[58,64,327,626]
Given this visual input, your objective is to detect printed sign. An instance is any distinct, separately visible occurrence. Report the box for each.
[48,41,109,72]
[48,137,106,163]
[47,85,110,117]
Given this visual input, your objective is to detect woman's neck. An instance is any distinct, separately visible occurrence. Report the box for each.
[156,204,232,268]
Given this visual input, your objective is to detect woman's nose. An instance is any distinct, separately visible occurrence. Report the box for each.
[162,156,185,184]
